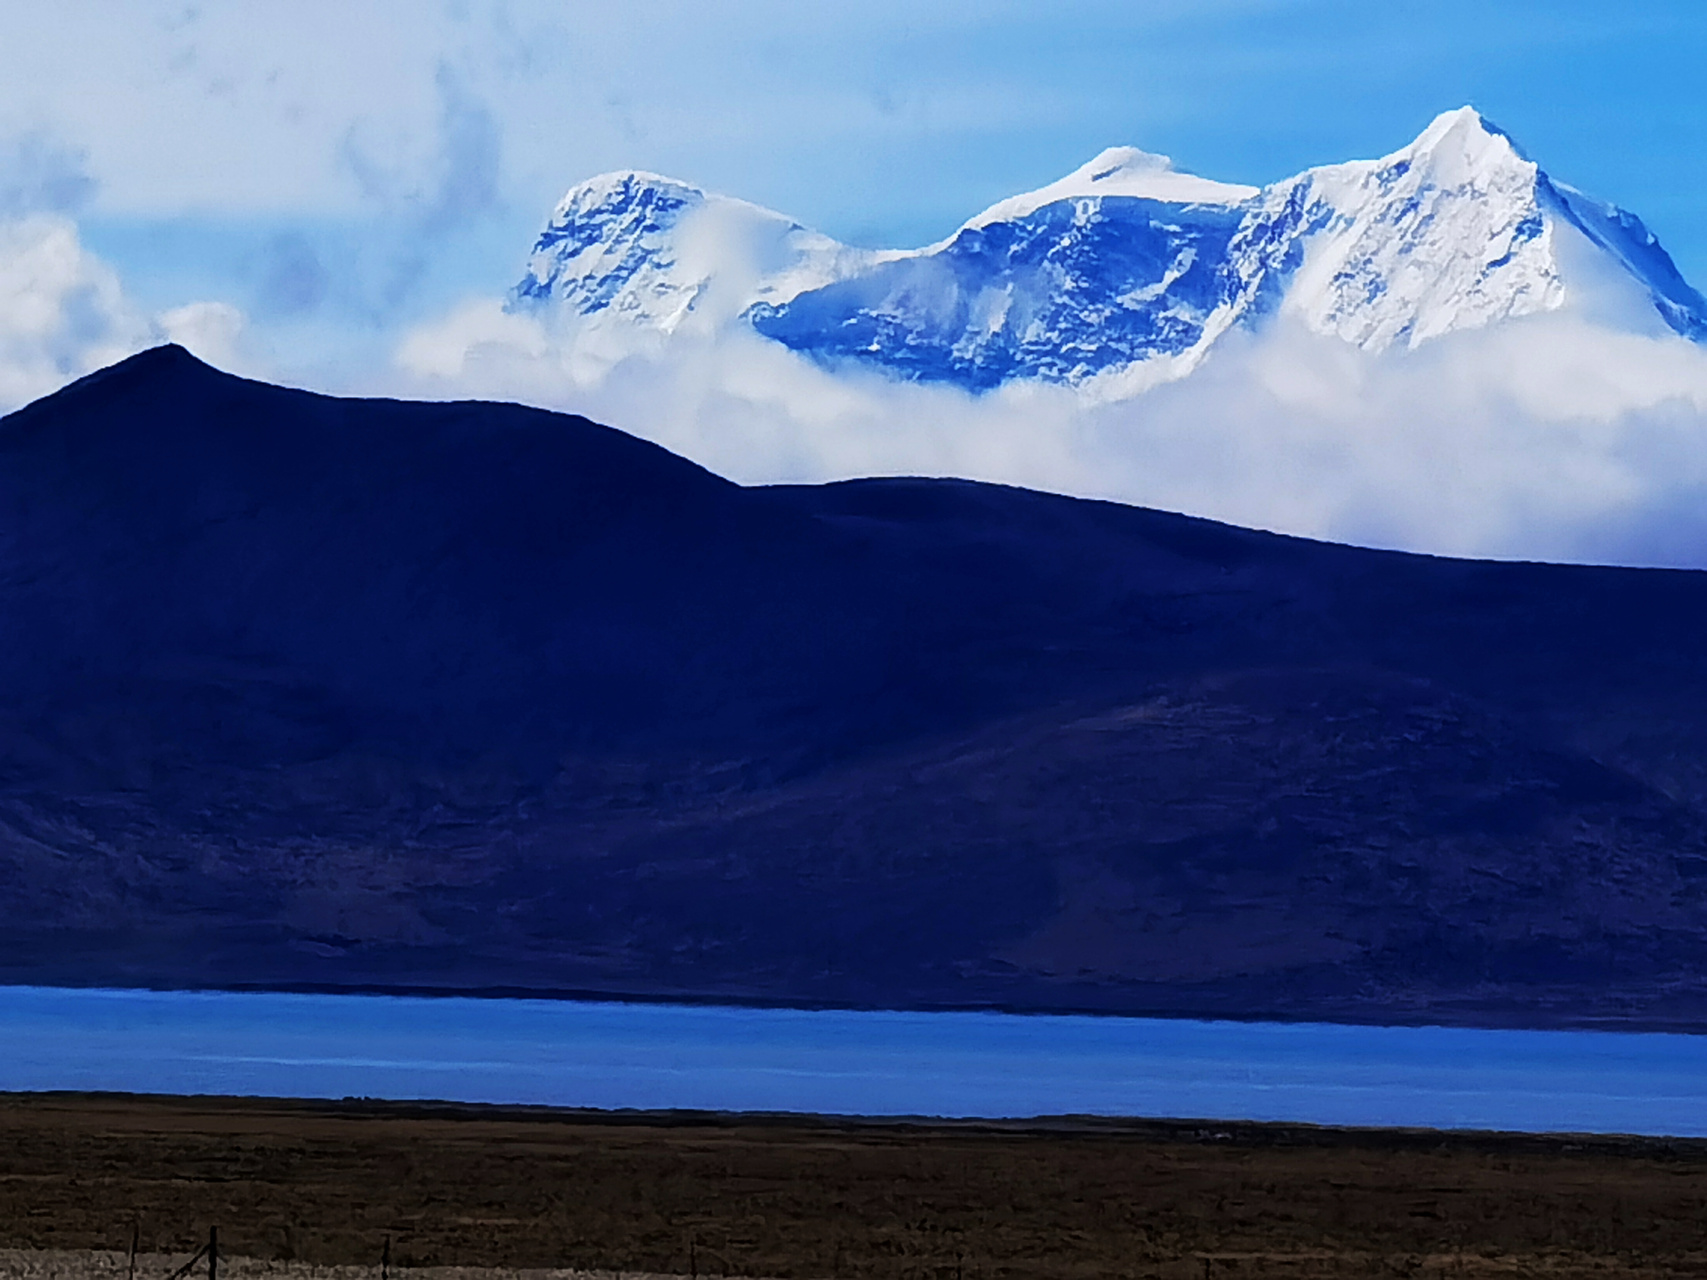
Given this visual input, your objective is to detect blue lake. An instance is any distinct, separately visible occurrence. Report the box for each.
[4,985,1705,1136]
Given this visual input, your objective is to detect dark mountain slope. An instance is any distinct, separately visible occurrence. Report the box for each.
[4,346,1707,1028]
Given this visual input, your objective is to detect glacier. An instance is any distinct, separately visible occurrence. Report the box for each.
[511,108,1707,392]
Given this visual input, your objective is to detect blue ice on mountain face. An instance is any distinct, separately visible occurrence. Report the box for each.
[748,199,1245,389]
[512,109,1707,392]
[513,172,707,317]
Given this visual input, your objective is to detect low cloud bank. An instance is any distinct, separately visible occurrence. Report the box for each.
[392,297,1707,569]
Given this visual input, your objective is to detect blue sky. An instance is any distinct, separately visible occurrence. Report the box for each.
[2,0,1703,362]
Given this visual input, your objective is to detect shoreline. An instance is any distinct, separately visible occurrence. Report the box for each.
[7,978,1706,1039]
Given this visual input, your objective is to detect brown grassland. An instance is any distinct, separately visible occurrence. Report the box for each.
[0,1093,1704,1278]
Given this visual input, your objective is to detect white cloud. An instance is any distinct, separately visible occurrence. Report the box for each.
[0,215,150,408]
[158,300,250,370]
[393,297,547,380]
[0,124,262,405]
[390,298,1707,569]
[0,211,256,414]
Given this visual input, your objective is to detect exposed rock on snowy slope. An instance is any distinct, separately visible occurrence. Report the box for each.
[512,170,890,336]
[512,108,1707,390]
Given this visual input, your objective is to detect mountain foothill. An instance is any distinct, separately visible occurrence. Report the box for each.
[3,345,1707,1030]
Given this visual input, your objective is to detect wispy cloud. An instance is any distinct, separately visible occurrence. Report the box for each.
[255,231,330,318]
[340,62,503,235]
[0,129,97,218]
[423,64,502,233]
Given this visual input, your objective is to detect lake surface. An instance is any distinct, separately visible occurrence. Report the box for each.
[5,985,1705,1136]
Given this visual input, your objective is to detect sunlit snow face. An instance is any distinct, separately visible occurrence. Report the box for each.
[503,110,1705,404]
[1264,114,1569,350]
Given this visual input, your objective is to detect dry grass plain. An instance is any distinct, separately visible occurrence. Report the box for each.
[1,1093,1705,1279]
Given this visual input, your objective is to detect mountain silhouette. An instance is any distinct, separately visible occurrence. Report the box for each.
[5,346,1707,1029]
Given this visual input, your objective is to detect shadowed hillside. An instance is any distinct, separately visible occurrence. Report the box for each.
[4,345,1707,1028]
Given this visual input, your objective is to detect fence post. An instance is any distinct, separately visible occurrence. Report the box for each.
[383,1234,391,1280]
[208,1226,217,1280]
[127,1221,138,1280]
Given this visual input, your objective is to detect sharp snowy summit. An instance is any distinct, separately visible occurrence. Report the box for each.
[512,108,1707,393]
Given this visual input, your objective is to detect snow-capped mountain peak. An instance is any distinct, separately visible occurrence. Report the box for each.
[960,145,1259,232]
[514,170,712,330]
[1241,106,1568,351]
[514,169,887,335]
[511,109,1707,390]
[1405,106,1529,182]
